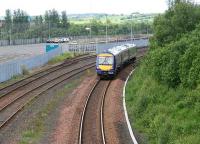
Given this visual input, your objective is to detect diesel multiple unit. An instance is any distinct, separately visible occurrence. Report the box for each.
[96,44,137,78]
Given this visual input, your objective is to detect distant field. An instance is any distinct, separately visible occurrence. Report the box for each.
[69,13,156,24]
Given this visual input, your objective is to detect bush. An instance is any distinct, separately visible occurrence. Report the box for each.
[48,52,74,64]
[21,65,29,75]
[148,23,200,88]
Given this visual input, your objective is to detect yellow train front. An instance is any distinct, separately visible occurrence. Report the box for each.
[96,44,136,78]
[96,53,115,78]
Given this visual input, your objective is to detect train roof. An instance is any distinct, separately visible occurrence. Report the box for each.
[107,43,136,55]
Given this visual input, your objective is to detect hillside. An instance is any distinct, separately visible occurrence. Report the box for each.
[68,13,157,24]
[126,1,200,143]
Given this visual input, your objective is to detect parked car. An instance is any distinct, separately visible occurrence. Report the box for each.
[46,38,60,43]
[60,37,70,43]
[46,38,52,43]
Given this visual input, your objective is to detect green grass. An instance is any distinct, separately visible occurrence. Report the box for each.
[48,52,74,64]
[126,62,200,144]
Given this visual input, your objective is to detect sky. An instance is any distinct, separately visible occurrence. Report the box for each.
[0,0,200,16]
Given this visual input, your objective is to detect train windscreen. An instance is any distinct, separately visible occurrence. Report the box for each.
[98,56,113,65]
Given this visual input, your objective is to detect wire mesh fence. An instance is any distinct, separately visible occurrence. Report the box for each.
[0,34,151,46]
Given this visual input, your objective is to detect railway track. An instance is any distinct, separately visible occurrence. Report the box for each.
[79,79,111,144]
[0,55,96,130]
[0,54,95,97]
[78,57,142,144]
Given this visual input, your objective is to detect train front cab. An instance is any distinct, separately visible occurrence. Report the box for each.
[96,53,116,78]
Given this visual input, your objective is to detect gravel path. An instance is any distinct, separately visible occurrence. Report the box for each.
[50,76,98,144]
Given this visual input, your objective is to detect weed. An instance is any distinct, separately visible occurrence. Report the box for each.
[21,65,29,75]
[48,52,74,64]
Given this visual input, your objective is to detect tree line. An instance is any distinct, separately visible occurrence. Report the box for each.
[146,0,200,88]
[0,9,152,40]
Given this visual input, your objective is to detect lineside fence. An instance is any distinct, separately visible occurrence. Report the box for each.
[64,43,96,53]
[65,37,149,54]
[0,34,151,46]
[0,47,62,83]
[0,38,47,46]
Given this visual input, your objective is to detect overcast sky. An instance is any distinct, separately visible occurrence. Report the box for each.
[0,0,200,16]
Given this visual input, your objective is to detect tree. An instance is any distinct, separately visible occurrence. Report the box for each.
[153,0,200,46]
[148,0,200,88]
[61,11,69,29]
[34,16,39,25]
[12,9,30,33]
[49,9,60,27]
[39,15,43,25]
[44,9,60,28]
[4,9,12,33]
[91,19,100,35]
[44,11,49,24]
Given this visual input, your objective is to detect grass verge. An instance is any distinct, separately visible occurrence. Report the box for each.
[126,63,200,144]
[48,52,74,64]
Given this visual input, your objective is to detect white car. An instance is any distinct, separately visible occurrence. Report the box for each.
[60,37,70,43]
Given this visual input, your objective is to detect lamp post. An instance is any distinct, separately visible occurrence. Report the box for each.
[89,21,91,40]
[105,14,108,43]
[9,21,13,45]
[48,20,51,39]
[145,20,149,35]
[128,14,134,44]
[131,14,133,44]
[0,29,1,40]
[85,27,91,41]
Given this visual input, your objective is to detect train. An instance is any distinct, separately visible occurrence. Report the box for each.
[96,44,137,78]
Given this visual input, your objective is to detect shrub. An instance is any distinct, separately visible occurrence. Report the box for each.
[21,65,29,75]
[148,23,200,88]
[48,52,74,64]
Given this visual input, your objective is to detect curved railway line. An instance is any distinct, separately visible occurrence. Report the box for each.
[0,55,96,130]
[79,79,111,144]
[78,56,142,144]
